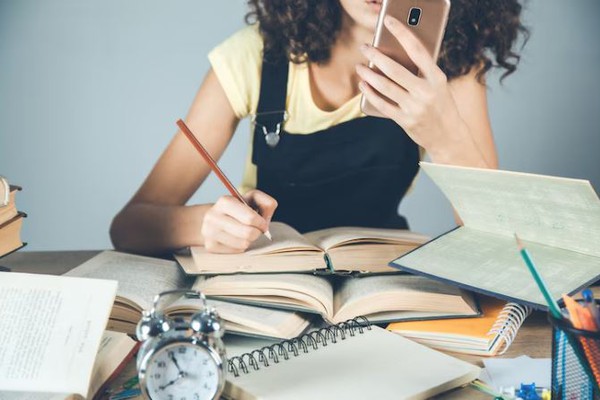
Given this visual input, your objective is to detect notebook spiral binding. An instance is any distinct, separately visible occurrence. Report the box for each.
[488,302,531,355]
[227,316,371,377]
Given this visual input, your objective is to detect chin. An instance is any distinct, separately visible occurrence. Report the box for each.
[341,0,382,32]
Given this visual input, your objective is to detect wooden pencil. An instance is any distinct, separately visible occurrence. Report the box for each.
[176,119,272,241]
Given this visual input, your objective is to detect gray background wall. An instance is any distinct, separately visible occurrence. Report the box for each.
[1,0,599,251]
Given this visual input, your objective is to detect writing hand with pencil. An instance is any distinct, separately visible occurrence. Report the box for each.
[177,119,277,254]
[202,190,277,253]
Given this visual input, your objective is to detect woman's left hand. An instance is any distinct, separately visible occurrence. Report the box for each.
[356,16,468,159]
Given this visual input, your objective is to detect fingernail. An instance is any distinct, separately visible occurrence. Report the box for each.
[384,16,396,27]
[359,43,369,52]
[358,82,366,92]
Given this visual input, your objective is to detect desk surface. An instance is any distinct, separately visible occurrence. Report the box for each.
[2,250,552,399]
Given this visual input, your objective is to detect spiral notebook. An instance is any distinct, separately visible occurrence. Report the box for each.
[388,297,531,356]
[223,319,480,400]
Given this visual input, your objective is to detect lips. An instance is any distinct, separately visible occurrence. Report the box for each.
[366,0,383,12]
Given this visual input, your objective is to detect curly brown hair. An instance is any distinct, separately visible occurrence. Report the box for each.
[246,0,528,81]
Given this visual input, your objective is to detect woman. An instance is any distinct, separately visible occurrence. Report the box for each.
[110,0,526,256]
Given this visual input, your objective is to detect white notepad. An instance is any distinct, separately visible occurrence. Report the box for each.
[224,324,480,400]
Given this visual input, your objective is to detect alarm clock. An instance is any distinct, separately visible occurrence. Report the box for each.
[136,289,227,400]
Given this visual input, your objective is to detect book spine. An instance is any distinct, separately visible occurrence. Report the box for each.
[227,317,371,377]
[488,302,531,355]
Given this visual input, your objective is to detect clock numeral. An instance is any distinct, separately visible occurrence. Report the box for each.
[157,361,166,368]
[168,351,175,358]
[193,394,200,400]
[207,371,215,377]
[202,358,209,366]
[178,347,187,354]
[154,373,161,379]
[203,383,210,390]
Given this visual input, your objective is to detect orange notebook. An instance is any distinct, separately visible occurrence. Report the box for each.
[387,296,530,356]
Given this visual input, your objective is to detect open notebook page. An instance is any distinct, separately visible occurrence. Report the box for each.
[224,326,480,400]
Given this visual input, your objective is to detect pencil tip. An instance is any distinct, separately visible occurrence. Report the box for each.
[264,230,272,241]
[514,233,523,250]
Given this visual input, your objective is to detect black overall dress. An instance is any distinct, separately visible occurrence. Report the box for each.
[252,56,420,233]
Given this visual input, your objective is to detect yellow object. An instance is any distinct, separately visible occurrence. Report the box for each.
[541,388,551,400]
[388,296,529,356]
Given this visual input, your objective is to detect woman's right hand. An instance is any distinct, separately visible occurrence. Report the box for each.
[201,190,278,254]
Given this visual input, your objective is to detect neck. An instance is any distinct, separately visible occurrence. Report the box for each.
[322,11,373,79]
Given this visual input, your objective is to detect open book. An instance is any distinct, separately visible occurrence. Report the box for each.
[177,223,429,275]
[66,251,311,340]
[391,162,600,310]
[194,272,480,324]
[0,272,117,398]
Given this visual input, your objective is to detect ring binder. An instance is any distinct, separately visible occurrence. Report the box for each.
[227,317,371,377]
[488,303,531,355]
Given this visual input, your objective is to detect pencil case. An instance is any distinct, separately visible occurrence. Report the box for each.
[549,305,600,400]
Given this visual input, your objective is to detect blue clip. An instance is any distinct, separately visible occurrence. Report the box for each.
[516,383,542,400]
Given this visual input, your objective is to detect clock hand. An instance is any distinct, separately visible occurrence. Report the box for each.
[158,371,186,391]
[169,352,184,374]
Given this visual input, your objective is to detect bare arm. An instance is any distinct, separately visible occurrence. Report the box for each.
[110,69,276,256]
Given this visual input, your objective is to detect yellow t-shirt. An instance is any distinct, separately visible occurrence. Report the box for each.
[208,25,422,194]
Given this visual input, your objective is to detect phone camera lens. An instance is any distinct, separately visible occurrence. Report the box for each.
[408,7,421,26]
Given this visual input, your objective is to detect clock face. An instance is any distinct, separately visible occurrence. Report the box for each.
[145,343,220,400]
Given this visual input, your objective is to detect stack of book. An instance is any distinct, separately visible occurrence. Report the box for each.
[66,223,483,341]
[0,175,26,259]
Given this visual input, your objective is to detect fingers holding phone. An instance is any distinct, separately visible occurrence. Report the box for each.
[360,0,450,117]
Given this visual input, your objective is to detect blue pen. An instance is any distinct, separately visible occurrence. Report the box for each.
[581,289,600,329]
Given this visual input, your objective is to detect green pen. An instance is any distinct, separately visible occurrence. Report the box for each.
[514,234,563,319]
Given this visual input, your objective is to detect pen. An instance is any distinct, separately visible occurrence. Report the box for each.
[514,234,562,319]
[176,119,272,241]
[581,289,600,330]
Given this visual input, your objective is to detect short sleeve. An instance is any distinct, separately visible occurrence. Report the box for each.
[208,25,264,119]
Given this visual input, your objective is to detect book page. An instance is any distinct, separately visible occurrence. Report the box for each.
[327,243,418,274]
[394,227,600,309]
[230,222,321,255]
[304,226,429,251]
[66,251,193,312]
[421,162,600,257]
[332,275,476,323]
[193,274,334,317]
[165,298,310,340]
[186,222,325,275]
[0,273,117,396]
[86,331,137,398]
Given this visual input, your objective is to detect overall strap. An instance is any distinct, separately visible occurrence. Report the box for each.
[254,54,289,129]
